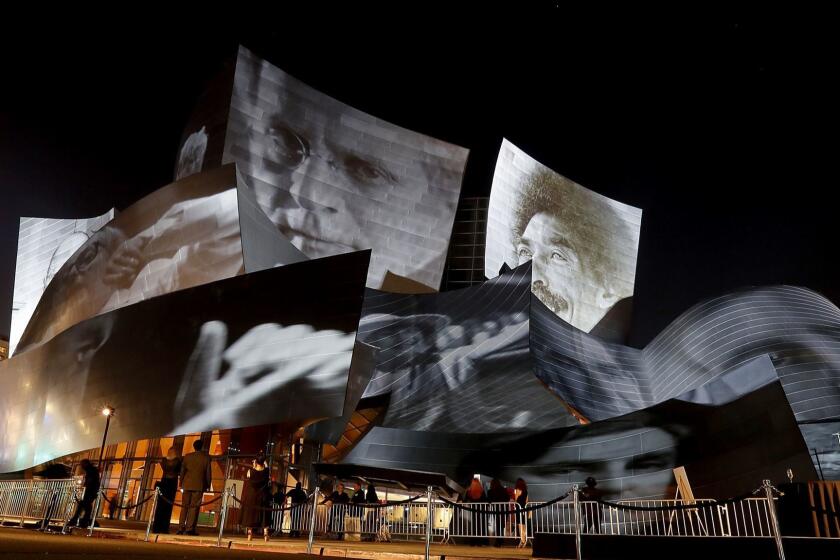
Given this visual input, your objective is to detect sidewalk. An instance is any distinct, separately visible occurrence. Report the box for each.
[86,524,535,560]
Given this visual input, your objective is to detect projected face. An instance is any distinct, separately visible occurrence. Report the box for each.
[486,140,641,334]
[510,169,633,333]
[226,47,467,290]
[517,212,584,325]
[249,112,399,256]
[497,425,681,499]
[580,428,679,496]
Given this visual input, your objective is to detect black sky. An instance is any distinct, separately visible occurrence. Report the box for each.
[1,14,838,347]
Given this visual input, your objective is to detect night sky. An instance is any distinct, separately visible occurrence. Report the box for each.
[1,16,838,348]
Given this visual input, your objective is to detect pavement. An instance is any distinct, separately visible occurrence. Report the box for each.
[0,526,538,560]
[0,527,308,559]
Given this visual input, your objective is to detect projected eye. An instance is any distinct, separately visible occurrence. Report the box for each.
[630,453,670,472]
[551,251,569,263]
[74,245,99,272]
[343,155,396,185]
[266,123,310,168]
[517,246,533,259]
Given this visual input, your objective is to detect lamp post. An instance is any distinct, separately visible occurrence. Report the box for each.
[98,406,115,471]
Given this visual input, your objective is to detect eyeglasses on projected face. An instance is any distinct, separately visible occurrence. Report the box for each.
[258,117,399,188]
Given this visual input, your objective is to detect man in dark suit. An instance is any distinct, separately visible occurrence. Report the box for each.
[177,440,211,535]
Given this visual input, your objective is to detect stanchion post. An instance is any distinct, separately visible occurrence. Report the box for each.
[307,487,320,554]
[87,492,103,537]
[425,486,433,560]
[217,486,232,548]
[762,479,786,560]
[145,487,161,543]
[572,485,582,560]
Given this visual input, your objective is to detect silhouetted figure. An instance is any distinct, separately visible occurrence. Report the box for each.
[62,459,100,533]
[487,478,510,547]
[321,482,349,539]
[365,483,381,542]
[514,478,529,547]
[286,482,307,537]
[240,455,271,541]
[579,477,603,534]
[152,448,181,533]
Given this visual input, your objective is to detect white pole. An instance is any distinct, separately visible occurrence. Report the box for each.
[217,486,232,547]
[87,492,103,537]
[572,485,582,560]
[307,487,320,554]
[763,480,786,560]
[145,487,160,543]
[425,486,434,560]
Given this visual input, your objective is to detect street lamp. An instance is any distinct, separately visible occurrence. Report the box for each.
[98,406,115,471]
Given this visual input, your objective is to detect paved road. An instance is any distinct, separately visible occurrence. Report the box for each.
[0,528,311,559]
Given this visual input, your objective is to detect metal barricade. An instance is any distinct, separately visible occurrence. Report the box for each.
[607,499,723,536]
[0,479,77,529]
[524,497,773,539]
[446,501,523,542]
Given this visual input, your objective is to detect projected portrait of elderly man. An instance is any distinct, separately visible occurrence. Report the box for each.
[486,140,642,333]
[15,185,243,354]
[223,46,468,290]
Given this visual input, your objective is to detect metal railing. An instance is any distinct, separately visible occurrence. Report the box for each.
[0,478,789,560]
[0,480,78,529]
[562,498,773,537]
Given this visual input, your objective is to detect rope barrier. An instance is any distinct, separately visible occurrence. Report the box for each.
[347,495,426,509]
[98,491,156,510]
[229,494,310,513]
[319,495,425,509]
[585,485,767,512]
[158,493,224,508]
[437,490,572,514]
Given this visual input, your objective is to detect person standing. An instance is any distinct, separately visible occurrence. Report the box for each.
[487,478,509,547]
[270,483,285,536]
[463,478,487,546]
[349,482,366,539]
[240,455,271,541]
[365,483,384,542]
[177,440,211,536]
[62,459,100,533]
[513,478,529,548]
[321,482,349,539]
[152,448,181,533]
[286,482,308,537]
[579,477,603,534]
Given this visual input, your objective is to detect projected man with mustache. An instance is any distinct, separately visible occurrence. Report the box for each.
[513,169,632,333]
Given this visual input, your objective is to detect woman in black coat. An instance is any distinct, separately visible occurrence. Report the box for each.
[152,448,181,533]
[240,455,271,541]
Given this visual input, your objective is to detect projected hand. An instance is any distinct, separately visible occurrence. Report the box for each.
[172,320,356,433]
[103,236,147,288]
